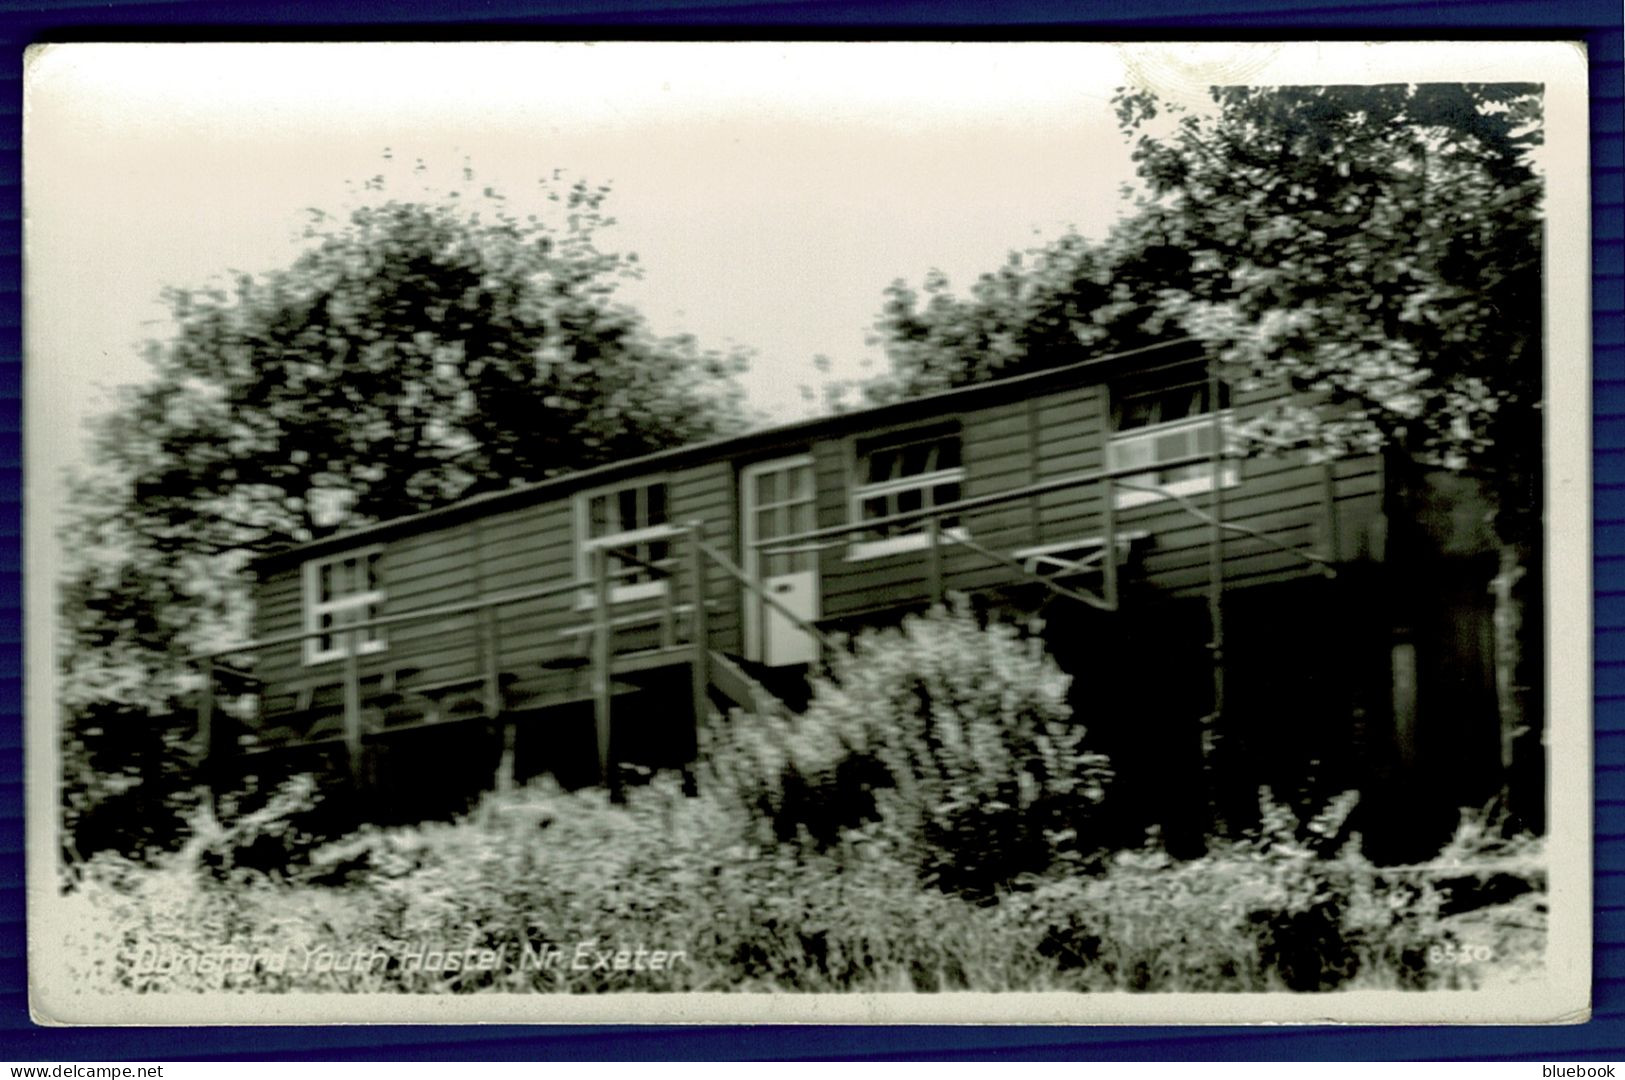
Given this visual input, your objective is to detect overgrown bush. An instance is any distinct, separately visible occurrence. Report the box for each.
[59,704,202,866]
[58,775,1542,995]
[712,602,1112,896]
[56,612,1545,996]
[1001,789,1534,987]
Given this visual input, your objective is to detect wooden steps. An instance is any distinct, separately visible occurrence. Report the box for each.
[707,650,788,717]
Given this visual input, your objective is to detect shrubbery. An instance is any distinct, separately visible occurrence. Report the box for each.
[57,606,1545,994]
[1004,791,1453,991]
[712,604,1111,896]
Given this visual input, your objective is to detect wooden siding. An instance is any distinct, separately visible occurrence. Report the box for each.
[814,378,1383,618]
[250,368,1389,718]
[249,460,743,729]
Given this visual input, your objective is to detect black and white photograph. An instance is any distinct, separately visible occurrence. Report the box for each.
[24,40,1591,1024]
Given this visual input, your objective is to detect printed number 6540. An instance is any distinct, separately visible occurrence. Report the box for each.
[1428,944,1494,965]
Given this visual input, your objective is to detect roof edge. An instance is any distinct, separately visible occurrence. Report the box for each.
[252,336,1202,574]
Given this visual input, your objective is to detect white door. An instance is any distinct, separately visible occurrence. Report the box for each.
[741,455,821,666]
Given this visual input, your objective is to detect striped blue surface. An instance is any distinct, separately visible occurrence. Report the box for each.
[1,0,1619,1062]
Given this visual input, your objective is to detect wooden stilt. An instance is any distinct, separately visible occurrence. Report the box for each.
[480,605,517,794]
[1101,418,1119,611]
[198,657,216,816]
[925,515,943,607]
[592,547,619,803]
[342,628,363,788]
[1204,361,1227,836]
[688,522,710,794]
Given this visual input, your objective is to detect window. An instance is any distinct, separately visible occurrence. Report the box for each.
[848,424,968,560]
[575,479,674,605]
[1108,375,1238,509]
[302,547,386,665]
[745,457,817,577]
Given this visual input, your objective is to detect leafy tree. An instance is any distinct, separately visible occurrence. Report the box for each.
[871,84,1541,515]
[864,83,1546,829]
[59,166,750,858]
[1117,83,1545,826]
[1115,83,1543,537]
[866,220,1194,402]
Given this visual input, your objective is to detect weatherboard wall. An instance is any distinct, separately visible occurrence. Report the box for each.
[249,460,746,720]
[811,378,1384,623]
[249,370,1386,720]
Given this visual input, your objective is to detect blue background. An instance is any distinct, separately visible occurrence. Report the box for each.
[0,0,1618,1062]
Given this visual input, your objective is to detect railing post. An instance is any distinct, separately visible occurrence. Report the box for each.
[1321,460,1341,565]
[755,544,770,665]
[480,605,501,717]
[688,521,711,790]
[592,546,619,803]
[198,657,216,815]
[660,556,678,651]
[925,514,943,607]
[342,627,363,787]
[1102,436,1119,612]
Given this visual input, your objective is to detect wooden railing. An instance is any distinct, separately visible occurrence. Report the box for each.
[189,517,850,802]
[748,444,1333,619]
[191,435,1337,803]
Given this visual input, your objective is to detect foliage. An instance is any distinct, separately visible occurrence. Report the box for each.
[57,776,1541,995]
[868,83,1543,545]
[56,622,1540,994]
[862,86,1550,841]
[1005,790,1439,991]
[865,222,1191,402]
[1115,83,1543,538]
[1113,84,1550,834]
[712,603,1112,896]
[59,164,752,859]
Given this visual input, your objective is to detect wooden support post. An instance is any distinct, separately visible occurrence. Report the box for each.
[480,606,501,717]
[660,559,677,650]
[481,604,517,795]
[1103,488,1119,610]
[1097,393,1121,612]
[1391,638,1419,773]
[1321,461,1342,565]
[592,547,619,803]
[1204,361,1227,834]
[198,657,216,815]
[755,548,770,665]
[342,628,363,787]
[1102,442,1119,612]
[688,521,711,791]
[925,514,943,607]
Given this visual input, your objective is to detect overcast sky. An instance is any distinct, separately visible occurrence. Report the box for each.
[23,42,1588,789]
[23,42,1168,461]
[24,40,1583,476]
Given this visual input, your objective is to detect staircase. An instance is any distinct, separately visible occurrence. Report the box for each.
[706,650,802,717]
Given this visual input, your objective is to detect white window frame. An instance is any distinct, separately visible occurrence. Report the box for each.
[847,427,969,561]
[1107,409,1240,510]
[574,478,678,608]
[301,545,387,666]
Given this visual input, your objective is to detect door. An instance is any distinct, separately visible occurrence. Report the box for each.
[741,455,821,666]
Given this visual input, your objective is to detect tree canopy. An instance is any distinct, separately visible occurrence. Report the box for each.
[94,172,748,560]
[868,82,1544,544]
[59,168,751,854]
[1118,84,1542,508]
[865,217,1194,403]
